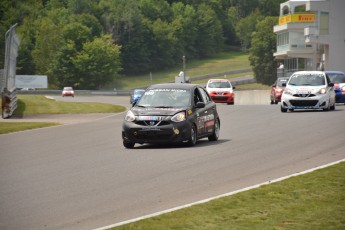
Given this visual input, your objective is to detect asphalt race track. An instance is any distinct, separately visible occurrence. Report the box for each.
[1,91,345,230]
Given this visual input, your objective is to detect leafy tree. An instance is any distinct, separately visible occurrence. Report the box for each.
[258,0,285,16]
[150,18,178,68]
[249,16,278,85]
[120,20,154,74]
[195,3,224,58]
[170,3,198,58]
[1,0,284,89]
[50,41,78,88]
[140,0,173,22]
[73,34,121,89]
[0,0,43,70]
[236,9,264,52]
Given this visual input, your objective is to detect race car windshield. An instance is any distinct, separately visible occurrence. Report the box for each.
[137,89,191,107]
[328,74,345,83]
[288,74,325,86]
[277,79,288,87]
[208,81,231,88]
[134,90,145,96]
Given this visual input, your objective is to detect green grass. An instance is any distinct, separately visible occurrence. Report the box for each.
[14,95,125,115]
[112,162,345,230]
[0,95,126,134]
[104,51,251,90]
[0,122,59,134]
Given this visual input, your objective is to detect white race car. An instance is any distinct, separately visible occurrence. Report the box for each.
[281,71,336,112]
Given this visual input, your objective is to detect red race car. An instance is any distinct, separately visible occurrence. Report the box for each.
[270,77,289,104]
[206,79,235,105]
[62,87,75,97]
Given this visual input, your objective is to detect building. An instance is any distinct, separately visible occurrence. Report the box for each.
[274,0,345,78]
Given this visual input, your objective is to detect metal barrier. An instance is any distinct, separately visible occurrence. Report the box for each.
[1,24,20,118]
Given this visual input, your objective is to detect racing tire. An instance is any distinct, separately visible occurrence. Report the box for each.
[123,141,135,149]
[208,118,220,141]
[281,106,287,113]
[323,101,331,111]
[330,103,335,111]
[187,125,197,147]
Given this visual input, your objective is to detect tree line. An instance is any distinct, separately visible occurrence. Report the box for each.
[0,0,284,89]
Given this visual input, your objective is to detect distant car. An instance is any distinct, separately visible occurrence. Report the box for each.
[122,83,220,148]
[270,77,289,104]
[281,71,335,112]
[325,71,345,104]
[62,87,74,97]
[20,88,35,91]
[130,89,145,104]
[206,79,235,105]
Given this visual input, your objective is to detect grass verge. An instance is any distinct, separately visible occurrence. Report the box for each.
[14,95,125,115]
[0,95,126,134]
[0,122,59,134]
[112,161,345,229]
[104,51,251,90]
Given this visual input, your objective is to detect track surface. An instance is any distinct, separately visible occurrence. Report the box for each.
[1,91,344,230]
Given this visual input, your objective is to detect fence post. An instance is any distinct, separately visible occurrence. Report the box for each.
[1,23,20,119]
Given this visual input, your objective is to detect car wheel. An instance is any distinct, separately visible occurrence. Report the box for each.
[123,141,135,149]
[187,125,197,146]
[281,106,287,112]
[208,118,220,141]
[323,100,331,111]
[330,102,335,111]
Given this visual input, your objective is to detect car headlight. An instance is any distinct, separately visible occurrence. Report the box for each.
[342,86,345,92]
[319,87,327,94]
[171,111,186,122]
[125,110,136,122]
[283,88,293,95]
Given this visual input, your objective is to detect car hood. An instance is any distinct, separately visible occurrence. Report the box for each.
[131,106,187,116]
[285,85,325,94]
[207,87,233,93]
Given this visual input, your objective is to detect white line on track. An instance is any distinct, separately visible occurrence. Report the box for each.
[93,159,345,230]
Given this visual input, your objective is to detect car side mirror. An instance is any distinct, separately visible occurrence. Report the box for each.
[282,83,286,87]
[196,102,205,108]
[329,82,334,87]
[232,86,236,90]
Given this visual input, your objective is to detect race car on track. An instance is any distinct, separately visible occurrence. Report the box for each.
[122,83,220,148]
[280,71,335,112]
[206,79,235,105]
[270,77,289,104]
[62,87,74,97]
[325,71,345,104]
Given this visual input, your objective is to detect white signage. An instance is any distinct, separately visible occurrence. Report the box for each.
[15,75,48,89]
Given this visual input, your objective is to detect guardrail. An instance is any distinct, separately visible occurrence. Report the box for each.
[16,76,256,97]
[2,88,17,118]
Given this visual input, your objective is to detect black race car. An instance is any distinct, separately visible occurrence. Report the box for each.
[122,83,220,148]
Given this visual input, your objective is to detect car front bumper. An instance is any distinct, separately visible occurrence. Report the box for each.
[122,120,193,144]
[281,93,330,110]
[209,93,234,104]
